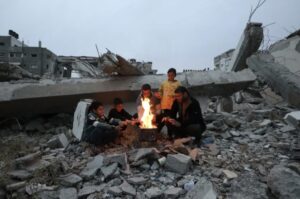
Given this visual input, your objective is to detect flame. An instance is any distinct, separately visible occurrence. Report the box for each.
[140,98,156,129]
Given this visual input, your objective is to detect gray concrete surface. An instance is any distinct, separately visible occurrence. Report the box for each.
[0,69,256,117]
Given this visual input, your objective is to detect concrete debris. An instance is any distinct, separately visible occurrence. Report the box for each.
[120,181,136,196]
[165,153,192,174]
[6,181,26,191]
[72,99,93,141]
[108,186,122,196]
[284,111,300,129]
[59,188,77,199]
[145,187,163,198]
[247,53,300,108]
[0,63,40,82]
[0,68,256,117]
[103,153,129,171]
[127,176,147,185]
[80,154,104,180]
[77,185,104,199]
[222,169,238,179]
[267,165,300,199]
[164,186,184,198]
[100,162,118,180]
[47,133,69,149]
[59,173,82,187]
[185,178,217,199]
[229,173,268,199]
[228,22,264,72]
[8,170,32,180]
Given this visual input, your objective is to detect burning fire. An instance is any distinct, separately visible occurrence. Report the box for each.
[140,98,156,129]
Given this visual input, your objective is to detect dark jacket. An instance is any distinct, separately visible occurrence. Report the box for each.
[108,108,132,121]
[170,97,206,130]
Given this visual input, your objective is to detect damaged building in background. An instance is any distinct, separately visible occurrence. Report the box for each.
[99,49,157,76]
[0,30,57,79]
[0,30,157,80]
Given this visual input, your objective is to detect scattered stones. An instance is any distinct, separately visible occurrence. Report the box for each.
[267,165,300,199]
[165,153,192,174]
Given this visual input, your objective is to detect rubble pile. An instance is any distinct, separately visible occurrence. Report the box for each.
[0,63,40,82]
[0,92,299,199]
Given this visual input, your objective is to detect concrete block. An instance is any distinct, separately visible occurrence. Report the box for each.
[284,111,300,129]
[72,99,92,140]
[165,153,192,174]
[47,133,69,149]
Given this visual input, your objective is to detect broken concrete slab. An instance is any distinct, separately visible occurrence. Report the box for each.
[284,111,300,129]
[100,162,118,180]
[229,173,268,199]
[103,153,129,171]
[267,165,300,199]
[133,148,160,162]
[165,153,192,174]
[184,178,217,199]
[78,185,104,199]
[164,187,184,199]
[80,154,104,180]
[0,63,40,82]
[247,53,300,108]
[14,151,41,166]
[108,186,122,197]
[145,187,163,199]
[47,133,69,149]
[59,188,77,199]
[229,22,263,72]
[223,169,238,179]
[59,173,82,187]
[120,181,136,196]
[0,69,256,117]
[72,99,92,140]
[5,181,26,192]
[8,170,32,180]
[127,176,147,185]
[269,35,300,77]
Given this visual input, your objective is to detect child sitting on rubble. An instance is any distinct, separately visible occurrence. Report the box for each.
[108,98,137,125]
[82,100,126,146]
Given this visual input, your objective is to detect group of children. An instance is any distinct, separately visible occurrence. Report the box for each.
[82,68,206,146]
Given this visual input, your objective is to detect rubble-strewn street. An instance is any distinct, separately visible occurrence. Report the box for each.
[0,89,300,198]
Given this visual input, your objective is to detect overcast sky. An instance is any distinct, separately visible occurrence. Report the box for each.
[1,0,300,73]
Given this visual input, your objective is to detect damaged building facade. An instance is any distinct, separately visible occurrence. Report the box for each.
[0,30,57,77]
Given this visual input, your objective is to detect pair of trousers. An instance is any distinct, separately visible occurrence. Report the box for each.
[166,123,205,142]
[83,126,119,146]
